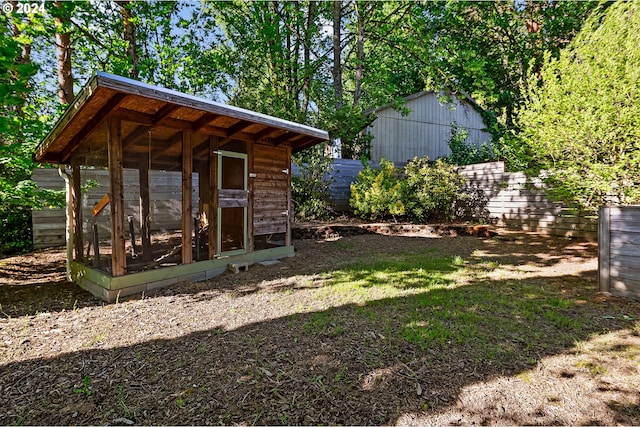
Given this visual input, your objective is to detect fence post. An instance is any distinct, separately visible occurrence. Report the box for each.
[598,206,611,293]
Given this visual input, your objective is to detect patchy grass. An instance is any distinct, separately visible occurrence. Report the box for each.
[1,233,639,425]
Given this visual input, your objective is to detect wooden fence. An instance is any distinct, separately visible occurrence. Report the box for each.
[599,206,640,301]
[458,162,597,239]
[32,168,196,249]
[293,160,597,239]
[33,160,598,249]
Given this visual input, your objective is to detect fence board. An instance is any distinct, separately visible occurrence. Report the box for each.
[599,206,640,300]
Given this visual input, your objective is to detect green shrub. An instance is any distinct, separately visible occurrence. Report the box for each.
[404,157,467,222]
[446,122,495,166]
[349,156,488,223]
[350,158,405,221]
[292,147,334,221]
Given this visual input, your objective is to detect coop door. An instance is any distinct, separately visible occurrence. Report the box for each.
[217,151,248,255]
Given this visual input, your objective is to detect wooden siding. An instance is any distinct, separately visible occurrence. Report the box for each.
[368,92,490,163]
[252,144,289,235]
[599,206,640,301]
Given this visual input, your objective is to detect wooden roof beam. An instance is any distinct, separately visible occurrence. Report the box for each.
[151,132,183,162]
[152,103,180,123]
[110,108,193,131]
[122,125,151,150]
[192,112,219,131]
[60,93,128,162]
[253,126,279,142]
[226,120,251,138]
[273,131,295,146]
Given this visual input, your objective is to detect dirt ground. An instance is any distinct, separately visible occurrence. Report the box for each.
[1,226,639,425]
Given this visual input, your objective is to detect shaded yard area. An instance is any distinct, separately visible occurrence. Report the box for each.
[1,231,639,425]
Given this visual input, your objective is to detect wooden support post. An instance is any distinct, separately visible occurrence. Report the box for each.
[182,131,193,264]
[71,158,83,262]
[285,146,293,247]
[598,206,611,293]
[108,118,126,276]
[209,136,219,259]
[128,215,138,259]
[194,217,200,262]
[92,223,101,268]
[198,154,210,261]
[247,142,254,253]
[138,163,152,261]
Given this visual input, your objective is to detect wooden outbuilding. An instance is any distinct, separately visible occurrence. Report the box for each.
[34,72,328,302]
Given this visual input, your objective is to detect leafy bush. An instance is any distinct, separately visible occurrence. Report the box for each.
[292,147,334,221]
[350,158,405,221]
[446,122,495,166]
[350,156,483,223]
[404,157,467,222]
[454,184,491,222]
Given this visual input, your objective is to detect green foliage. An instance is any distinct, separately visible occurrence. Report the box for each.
[409,2,599,129]
[73,375,92,396]
[446,123,495,166]
[404,157,467,222]
[291,146,334,221]
[0,15,63,254]
[349,159,405,221]
[350,157,479,223]
[518,2,640,212]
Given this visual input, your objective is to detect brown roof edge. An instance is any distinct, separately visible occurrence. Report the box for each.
[35,71,329,163]
[34,73,100,163]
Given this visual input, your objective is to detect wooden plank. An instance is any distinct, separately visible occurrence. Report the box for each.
[210,137,219,258]
[182,131,193,264]
[247,142,254,253]
[92,193,111,217]
[610,256,640,271]
[610,264,640,280]
[32,209,66,219]
[285,146,292,246]
[610,231,640,245]
[139,163,152,261]
[599,206,611,293]
[71,159,83,262]
[108,118,126,276]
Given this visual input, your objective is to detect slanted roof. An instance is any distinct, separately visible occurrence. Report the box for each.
[35,72,329,164]
[364,89,485,116]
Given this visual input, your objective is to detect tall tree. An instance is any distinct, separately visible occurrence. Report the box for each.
[518,1,640,212]
[53,1,74,104]
[332,0,343,110]
[116,0,138,79]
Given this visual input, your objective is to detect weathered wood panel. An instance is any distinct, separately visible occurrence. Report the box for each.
[32,168,199,249]
[253,145,289,236]
[599,206,640,301]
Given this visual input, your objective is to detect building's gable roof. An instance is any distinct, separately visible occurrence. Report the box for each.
[365,89,485,117]
[35,72,329,163]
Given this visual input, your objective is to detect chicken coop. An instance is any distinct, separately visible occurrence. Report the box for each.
[34,72,328,302]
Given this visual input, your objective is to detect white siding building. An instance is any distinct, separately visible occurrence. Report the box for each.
[365,91,490,163]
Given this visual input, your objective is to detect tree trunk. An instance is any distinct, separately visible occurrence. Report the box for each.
[300,1,315,115]
[332,0,343,110]
[353,1,364,108]
[54,1,74,104]
[116,0,138,79]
